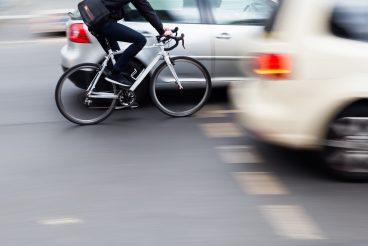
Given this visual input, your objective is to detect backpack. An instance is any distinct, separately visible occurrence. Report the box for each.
[78,0,110,30]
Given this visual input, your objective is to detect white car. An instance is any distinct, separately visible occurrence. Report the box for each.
[230,0,368,180]
[61,0,278,85]
[61,0,278,100]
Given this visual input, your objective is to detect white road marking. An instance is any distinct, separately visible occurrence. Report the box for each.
[233,172,289,195]
[200,123,244,138]
[260,205,325,240]
[39,218,83,225]
[216,145,263,164]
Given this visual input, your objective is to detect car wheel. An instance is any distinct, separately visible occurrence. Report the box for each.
[323,105,368,181]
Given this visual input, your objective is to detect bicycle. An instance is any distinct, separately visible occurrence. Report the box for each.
[55,27,212,125]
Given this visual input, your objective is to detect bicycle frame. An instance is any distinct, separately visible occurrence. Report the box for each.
[87,42,183,99]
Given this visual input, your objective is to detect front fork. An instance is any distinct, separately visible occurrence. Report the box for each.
[163,54,183,90]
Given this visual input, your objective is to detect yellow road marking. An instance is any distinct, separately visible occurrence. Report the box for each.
[216,145,263,164]
[196,105,227,118]
[196,104,243,118]
[200,123,244,138]
[233,172,289,195]
[260,205,325,240]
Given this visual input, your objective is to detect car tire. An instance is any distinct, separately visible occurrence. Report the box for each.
[323,103,368,181]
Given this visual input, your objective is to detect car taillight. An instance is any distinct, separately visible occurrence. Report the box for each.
[69,23,90,43]
[254,54,292,80]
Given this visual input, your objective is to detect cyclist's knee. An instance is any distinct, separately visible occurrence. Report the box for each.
[137,35,147,48]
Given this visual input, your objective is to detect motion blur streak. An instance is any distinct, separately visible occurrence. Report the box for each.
[2,0,368,246]
[39,218,84,225]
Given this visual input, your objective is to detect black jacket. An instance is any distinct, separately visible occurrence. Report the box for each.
[103,0,164,35]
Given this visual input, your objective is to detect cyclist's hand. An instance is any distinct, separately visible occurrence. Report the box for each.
[163,27,172,37]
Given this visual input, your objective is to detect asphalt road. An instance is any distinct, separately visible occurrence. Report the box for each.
[1,39,368,246]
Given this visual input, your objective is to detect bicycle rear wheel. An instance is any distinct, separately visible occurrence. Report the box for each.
[55,63,117,125]
[150,56,212,117]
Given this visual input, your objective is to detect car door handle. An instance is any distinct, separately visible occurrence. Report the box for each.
[216,33,232,39]
[141,31,154,37]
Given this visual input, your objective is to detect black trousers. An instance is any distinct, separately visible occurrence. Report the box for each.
[94,20,147,73]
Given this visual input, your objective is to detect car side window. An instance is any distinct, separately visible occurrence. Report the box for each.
[123,0,201,24]
[330,0,368,42]
[209,0,279,25]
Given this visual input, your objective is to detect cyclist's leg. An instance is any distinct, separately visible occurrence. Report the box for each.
[97,21,147,73]
[95,34,120,71]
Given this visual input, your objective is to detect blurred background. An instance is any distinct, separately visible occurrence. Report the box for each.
[0,0,76,40]
[1,0,368,245]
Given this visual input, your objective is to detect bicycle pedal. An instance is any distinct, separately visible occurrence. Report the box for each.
[115,103,139,110]
[129,102,139,109]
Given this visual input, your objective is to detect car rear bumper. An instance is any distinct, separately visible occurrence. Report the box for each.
[61,41,105,69]
[230,80,324,150]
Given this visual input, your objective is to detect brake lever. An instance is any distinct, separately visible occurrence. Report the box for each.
[172,27,179,34]
[180,34,185,49]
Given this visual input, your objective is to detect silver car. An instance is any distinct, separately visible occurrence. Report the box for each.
[61,0,277,96]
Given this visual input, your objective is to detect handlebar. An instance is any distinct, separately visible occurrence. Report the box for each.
[156,27,185,51]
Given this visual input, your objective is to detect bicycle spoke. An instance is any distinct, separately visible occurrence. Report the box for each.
[151,57,211,117]
[55,63,117,125]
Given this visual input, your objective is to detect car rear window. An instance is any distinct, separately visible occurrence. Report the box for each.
[330,0,368,42]
[70,1,201,24]
[70,9,81,20]
[263,0,282,33]
[124,0,201,24]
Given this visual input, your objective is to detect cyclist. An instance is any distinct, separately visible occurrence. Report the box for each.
[92,0,172,87]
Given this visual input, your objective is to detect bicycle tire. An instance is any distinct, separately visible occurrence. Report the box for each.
[55,63,117,125]
[150,56,212,117]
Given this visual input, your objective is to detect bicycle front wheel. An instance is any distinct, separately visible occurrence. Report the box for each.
[55,63,117,125]
[150,56,212,117]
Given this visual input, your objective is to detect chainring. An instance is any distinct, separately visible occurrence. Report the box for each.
[118,89,136,107]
